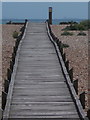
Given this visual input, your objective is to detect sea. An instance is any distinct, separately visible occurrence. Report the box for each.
[1,19,87,25]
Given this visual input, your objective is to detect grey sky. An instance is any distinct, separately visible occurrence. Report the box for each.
[2,2,88,19]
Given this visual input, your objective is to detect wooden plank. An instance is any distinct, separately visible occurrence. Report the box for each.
[9,116,80,119]
[79,92,85,109]
[3,22,81,119]
[2,91,7,110]
[3,22,28,119]
[12,96,72,102]
[10,111,79,117]
[46,22,85,119]
[4,80,9,93]
[0,109,3,120]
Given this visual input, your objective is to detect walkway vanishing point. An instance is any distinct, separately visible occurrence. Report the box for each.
[3,22,86,120]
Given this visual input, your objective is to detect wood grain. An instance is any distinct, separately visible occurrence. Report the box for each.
[4,23,80,119]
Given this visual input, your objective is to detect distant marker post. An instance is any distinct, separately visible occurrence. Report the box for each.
[49,7,52,25]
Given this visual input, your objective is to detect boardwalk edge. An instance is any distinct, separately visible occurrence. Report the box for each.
[46,22,88,120]
[2,21,28,119]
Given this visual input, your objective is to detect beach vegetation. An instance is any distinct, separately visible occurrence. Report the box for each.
[61,31,73,36]
[60,21,78,25]
[77,31,86,36]
[61,43,69,48]
[13,31,19,38]
[62,20,90,31]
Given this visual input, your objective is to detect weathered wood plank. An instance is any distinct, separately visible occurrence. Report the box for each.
[12,96,72,102]
[3,23,81,119]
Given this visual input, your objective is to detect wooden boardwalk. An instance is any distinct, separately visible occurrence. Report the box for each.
[3,22,85,119]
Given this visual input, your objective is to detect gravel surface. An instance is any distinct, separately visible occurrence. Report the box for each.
[51,25,88,110]
[0,24,23,109]
[2,24,23,87]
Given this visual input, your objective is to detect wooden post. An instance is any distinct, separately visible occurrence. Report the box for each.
[58,41,61,48]
[12,53,15,63]
[69,68,73,82]
[2,91,7,110]
[73,79,78,94]
[51,33,54,40]
[60,47,63,55]
[7,68,12,82]
[15,40,19,50]
[56,39,59,45]
[58,42,61,51]
[13,46,16,56]
[49,7,52,25]
[25,19,28,25]
[79,92,85,109]
[10,61,13,71]
[55,37,58,42]
[87,109,90,119]
[19,34,22,41]
[4,80,9,93]
[65,60,69,72]
[62,53,66,62]
[52,34,55,40]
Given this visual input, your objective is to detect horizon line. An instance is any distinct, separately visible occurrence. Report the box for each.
[2,18,88,20]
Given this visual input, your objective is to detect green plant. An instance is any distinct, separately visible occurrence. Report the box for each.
[62,24,86,31]
[61,43,69,48]
[59,21,78,25]
[61,31,73,36]
[62,20,90,31]
[13,31,19,38]
[77,24,86,30]
[77,32,86,36]
[80,20,90,29]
